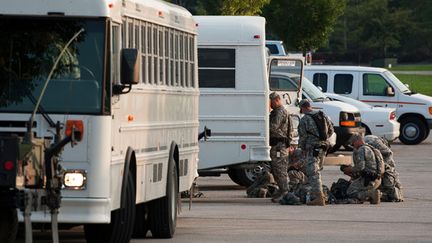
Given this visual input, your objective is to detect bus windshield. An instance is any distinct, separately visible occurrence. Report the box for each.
[0,17,106,114]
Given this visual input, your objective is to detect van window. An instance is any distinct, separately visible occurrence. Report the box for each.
[312,73,327,92]
[270,77,297,91]
[198,48,235,88]
[363,73,390,96]
[334,74,353,94]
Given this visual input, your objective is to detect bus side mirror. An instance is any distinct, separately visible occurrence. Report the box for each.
[386,86,395,97]
[120,48,140,85]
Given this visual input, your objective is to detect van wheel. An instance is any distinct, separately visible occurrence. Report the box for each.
[399,118,426,145]
[84,171,136,243]
[0,208,18,243]
[149,160,178,238]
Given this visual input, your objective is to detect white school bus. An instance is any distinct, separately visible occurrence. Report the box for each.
[0,0,198,241]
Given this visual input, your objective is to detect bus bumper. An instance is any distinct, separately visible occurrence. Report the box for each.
[18,197,111,224]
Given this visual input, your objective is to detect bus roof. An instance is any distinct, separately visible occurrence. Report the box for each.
[194,16,265,45]
[0,0,195,33]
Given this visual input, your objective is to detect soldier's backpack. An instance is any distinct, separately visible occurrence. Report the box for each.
[330,178,351,200]
[307,111,333,141]
[364,144,385,177]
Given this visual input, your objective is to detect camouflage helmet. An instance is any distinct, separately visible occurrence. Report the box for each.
[348,133,363,145]
[269,92,280,100]
[299,99,311,108]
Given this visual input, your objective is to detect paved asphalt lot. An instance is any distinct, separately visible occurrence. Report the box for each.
[20,135,432,242]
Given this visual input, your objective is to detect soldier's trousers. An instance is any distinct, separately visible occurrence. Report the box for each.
[270,142,289,193]
[288,170,306,193]
[347,177,381,202]
[380,166,403,201]
[305,148,325,194]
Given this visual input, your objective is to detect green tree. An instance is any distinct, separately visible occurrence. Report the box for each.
[346,0,411,61]
[167,0,223,15]
[263,0,345,53]
[169,0,269,15]
[220,0,270,15]
[396,0,432,62]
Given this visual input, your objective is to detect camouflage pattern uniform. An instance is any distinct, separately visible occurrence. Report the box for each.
[288,149,307,195]
[246,172,278,198]
[269,105,293,194]
[347,145,382,202]
[364,135,403,201]
[298,110,334,196]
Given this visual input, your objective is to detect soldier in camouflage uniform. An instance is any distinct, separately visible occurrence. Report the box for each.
[246,172,278,198]
[288,149,307,194]
[298,99,334,206]
[343,134,382,204]
[364,135,403,202]
[269,92,294,202]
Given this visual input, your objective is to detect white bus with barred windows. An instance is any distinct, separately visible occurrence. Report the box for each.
[194,16,303,187]
[0,0,198,241]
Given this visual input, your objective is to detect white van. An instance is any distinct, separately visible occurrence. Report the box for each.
[325,93,400,141]
[304,65,432,144]
[195,16,303,186]
[270,71,364,151]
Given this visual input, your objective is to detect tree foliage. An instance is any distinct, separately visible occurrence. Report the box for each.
[331,0,411,61]
[263,0,345,53]
[220,0,270,15]
[322,0,432,63]
[168,0,269,15]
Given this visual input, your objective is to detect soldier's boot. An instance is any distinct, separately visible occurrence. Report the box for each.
[307,192,325,206]
[258,188,268,198]
[369,189,381,205]
[271,190,288,203]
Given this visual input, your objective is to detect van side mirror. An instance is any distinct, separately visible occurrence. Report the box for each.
[386,86,395,97]
[120,48,140,85]
[404,83,410,88]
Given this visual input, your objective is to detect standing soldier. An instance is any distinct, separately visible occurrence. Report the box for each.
[298,99,334,206]
[269,92,294,203]
[343,134,383,204]
[364,135,403,202]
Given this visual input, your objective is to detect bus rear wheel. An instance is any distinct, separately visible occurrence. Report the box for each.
[84,171,136,243]
[228,167,261,187]
[148,160,178,238]
[132,202,149,238]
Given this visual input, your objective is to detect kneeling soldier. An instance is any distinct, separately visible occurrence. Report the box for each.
[342,134,383,204]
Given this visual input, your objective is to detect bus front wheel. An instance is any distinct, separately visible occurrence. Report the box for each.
[84,170,136,243]
[0,207,18,243]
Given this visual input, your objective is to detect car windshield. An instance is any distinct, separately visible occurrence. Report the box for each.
[384,71,411,94]
[300,77,327,101]
[0,17,106,114]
